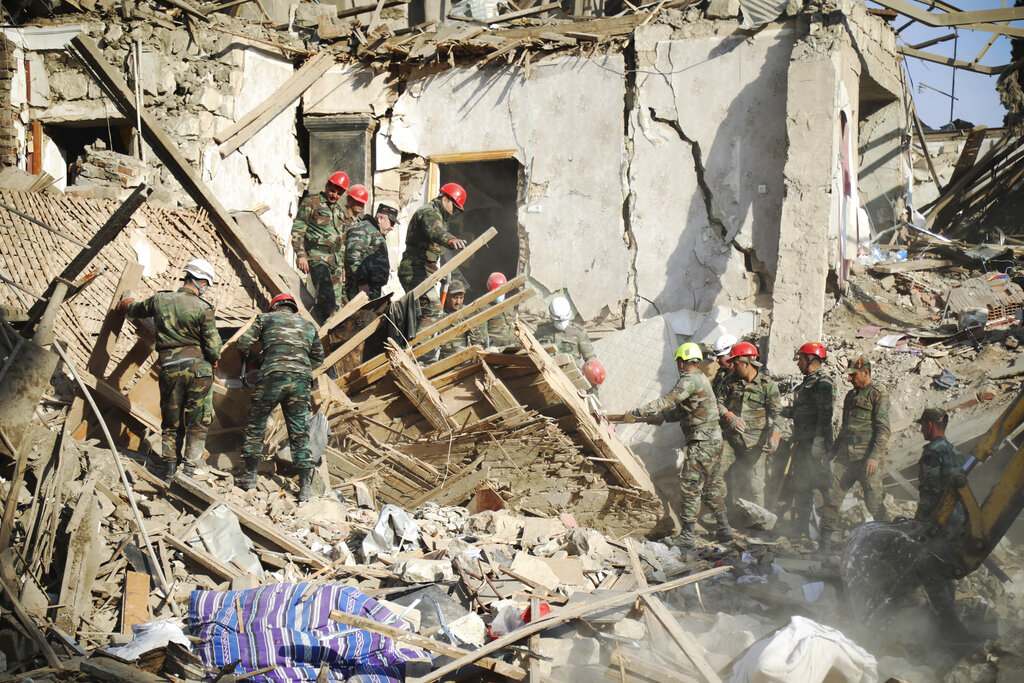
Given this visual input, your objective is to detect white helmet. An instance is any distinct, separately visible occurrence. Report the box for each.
[549,296,572,330]
[713,333,737,358]
[183,258,216,285]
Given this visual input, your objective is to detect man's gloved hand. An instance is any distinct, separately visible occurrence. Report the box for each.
[212,360,218,372]
[723,411,745,432]
[763,431,781,455]
[810,436,827,461]
[621,411,639,424]
[116,294,134,314]
[448,237,468,250]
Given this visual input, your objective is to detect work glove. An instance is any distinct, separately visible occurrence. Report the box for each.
[448,237,468,250]
[763,431,781,455]
[116,294,134,314]
[810,436,827,461]
[723,411,745,433]
[621,411,639,424]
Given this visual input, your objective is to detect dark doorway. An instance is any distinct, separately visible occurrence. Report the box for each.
[436,157,520,297]
[44,123,133,186]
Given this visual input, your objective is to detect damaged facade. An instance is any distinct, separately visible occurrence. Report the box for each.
[2,0,907,373]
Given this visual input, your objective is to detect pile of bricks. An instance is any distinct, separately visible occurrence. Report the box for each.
[68,144,149,201]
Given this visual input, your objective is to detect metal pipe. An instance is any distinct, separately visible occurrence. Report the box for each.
[32,281,67,346]
[51,341,181,617]
[0,202,91,249]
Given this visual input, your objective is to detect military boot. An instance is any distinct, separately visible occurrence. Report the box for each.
[154,458,178,485]
[715,511,734,543]
[180,437,206,478]
[297,468,314,502]
[235,457,260,490]
[674,522,696,550]
[817,530,836,556]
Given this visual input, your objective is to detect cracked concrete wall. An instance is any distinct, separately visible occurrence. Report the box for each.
[388,56,630,320]
[629,24,794,320]
[858,99,904,237]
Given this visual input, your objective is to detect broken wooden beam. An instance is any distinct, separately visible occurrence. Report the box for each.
[87,262,144,379]
[385,339,458,431]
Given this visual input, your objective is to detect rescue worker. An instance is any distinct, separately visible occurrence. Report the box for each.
[345,201,396,300]
[717,341,782,513]
[343,183,369,224]
[437,279,475,359]
[915,408,964,522]
[783,342,835,536]
[711,333,737,397]
[235,293,324,501]
[625,343,733,549]
[534,296,596,370]
[480,272,516,349]
[397,183,469,327]
[820,356,891,551]
[291,171,349,324]
[119,259,222,482]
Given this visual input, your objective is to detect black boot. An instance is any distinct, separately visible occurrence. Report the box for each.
[673,522,696,550]
[235,457,260,490]
[715,511,734,543]
[297,468,314,502]
[154,459,178,485]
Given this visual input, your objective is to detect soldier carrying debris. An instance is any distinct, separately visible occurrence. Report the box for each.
[622,343,733,549]
[119,259,222,483]
[291,171,350,324]
[235,293,324,502]
[819,355,891,553]
[345,203,397,300]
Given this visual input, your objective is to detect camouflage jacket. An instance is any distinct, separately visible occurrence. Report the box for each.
[534,321,595,368]
[437,309,488,359]
[290,192,347,263]
[788,368,836,447]
[236,309,324,378]
[711,365,735,399]
[401,198,456,264]
[718,371,782,450]
[125,288,221,366]
[836,382,890,461]
[345,217,389,296]
[915,435,964,521]
[636,369,722,442]
[484,311,516,349]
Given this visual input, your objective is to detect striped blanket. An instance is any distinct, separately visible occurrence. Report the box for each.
[189,582,429,682]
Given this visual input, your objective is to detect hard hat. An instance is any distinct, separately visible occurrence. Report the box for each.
[348,184,369,205]
[796,342,827,360]
[674,342,703,363]
[327,171,350,191]
[269,293,297,311]
[729,341,760,360]
[582,359,606,386]
[713,334,738,358]
[183,258,216,285]
[439,183,467,211]
[549,296,572,322]
[486,272,507,292]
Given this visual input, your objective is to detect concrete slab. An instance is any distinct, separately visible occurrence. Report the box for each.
[302,65,396,116]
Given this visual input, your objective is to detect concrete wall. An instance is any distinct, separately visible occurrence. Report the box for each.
[858,99,904,236]
[387,56,630,320]
[629,24,794,320]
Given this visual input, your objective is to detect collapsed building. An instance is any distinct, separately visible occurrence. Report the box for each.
[2,0,1024,680]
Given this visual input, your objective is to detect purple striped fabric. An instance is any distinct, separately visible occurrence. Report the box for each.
[188,582,429,682]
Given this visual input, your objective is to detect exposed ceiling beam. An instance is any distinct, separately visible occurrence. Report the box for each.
[872,0,1024,38]
[897,45,1009,74]
[905,32,955,50]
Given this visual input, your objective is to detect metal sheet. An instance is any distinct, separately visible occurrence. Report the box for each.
[740,0,789,28]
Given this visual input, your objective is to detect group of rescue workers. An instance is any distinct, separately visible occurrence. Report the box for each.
[115,169,965,545]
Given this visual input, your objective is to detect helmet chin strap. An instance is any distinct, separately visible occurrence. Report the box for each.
[553,319,569,331]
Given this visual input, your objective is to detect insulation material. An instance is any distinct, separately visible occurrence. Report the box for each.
[733,616,877,683]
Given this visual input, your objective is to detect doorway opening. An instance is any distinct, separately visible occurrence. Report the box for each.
[44,122,133,186]
[430,152,521,297]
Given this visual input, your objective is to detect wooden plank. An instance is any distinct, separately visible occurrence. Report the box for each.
[80,656,162,682]
[336,0,409,19]
[946,125,988,188]
[411,289,533,363]
[417,566,731,683]
[897,45,1012,74]
[121,569,150,634]
[88,262,144,379]
[476,359,527,420]
[529,596,542,683]
[640,594,720,682]
[22,186,147,331]
[609,651,696,683]
[0,430,33,549]
[874,0,1024,38]
[385,339,457,431]
[0,574,62,669]
[78,371,162,433]
[318,291,369,340]
[163,533,244,581]
[69,37,305,316]
[408,455,488,508]
[910,99,943,192]
[488,1,559,23]
[216,53,336,157]
[513,323,655,494]
[868,258,955,274]
[329,609,526,680]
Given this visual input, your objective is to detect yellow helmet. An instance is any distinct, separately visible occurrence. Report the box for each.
[674,342,702,363]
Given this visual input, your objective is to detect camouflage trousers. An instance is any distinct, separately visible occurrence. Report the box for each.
[157,359,214,465]
[397,255,441,330]
[820,453,889,533]
[723,440,766,509]
[309,258,346,325]
[241,371,313,470]
[679,439,727,524]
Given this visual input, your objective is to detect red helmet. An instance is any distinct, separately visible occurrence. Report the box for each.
[348,184,369,205]
[797,342,827,359]
[440,183,467,210]
[582,359,606,386]
[729,341,760,360]
[327,171,350,191]
[269,293,297,311]
[486,272,507,291]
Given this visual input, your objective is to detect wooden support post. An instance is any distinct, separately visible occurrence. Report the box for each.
[639,594,721,682]
[385,339,457,431]
[121,569,150,634]
[88,262,144,378]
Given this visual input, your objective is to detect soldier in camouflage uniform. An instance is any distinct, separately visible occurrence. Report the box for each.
[534,296,595,370]
[717,341,782,515]
[711,334,737,398]
[627,342,733,549]
[437,280,483,360]
[397,184,468,328]
[235,293,324,501]
[345,204,397,300]
[782,342,835,536]
[479,272,516,350]
[915,407,965,523]
[820,356,891,551]
[120,259,222,483]
[291,172,349,324]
